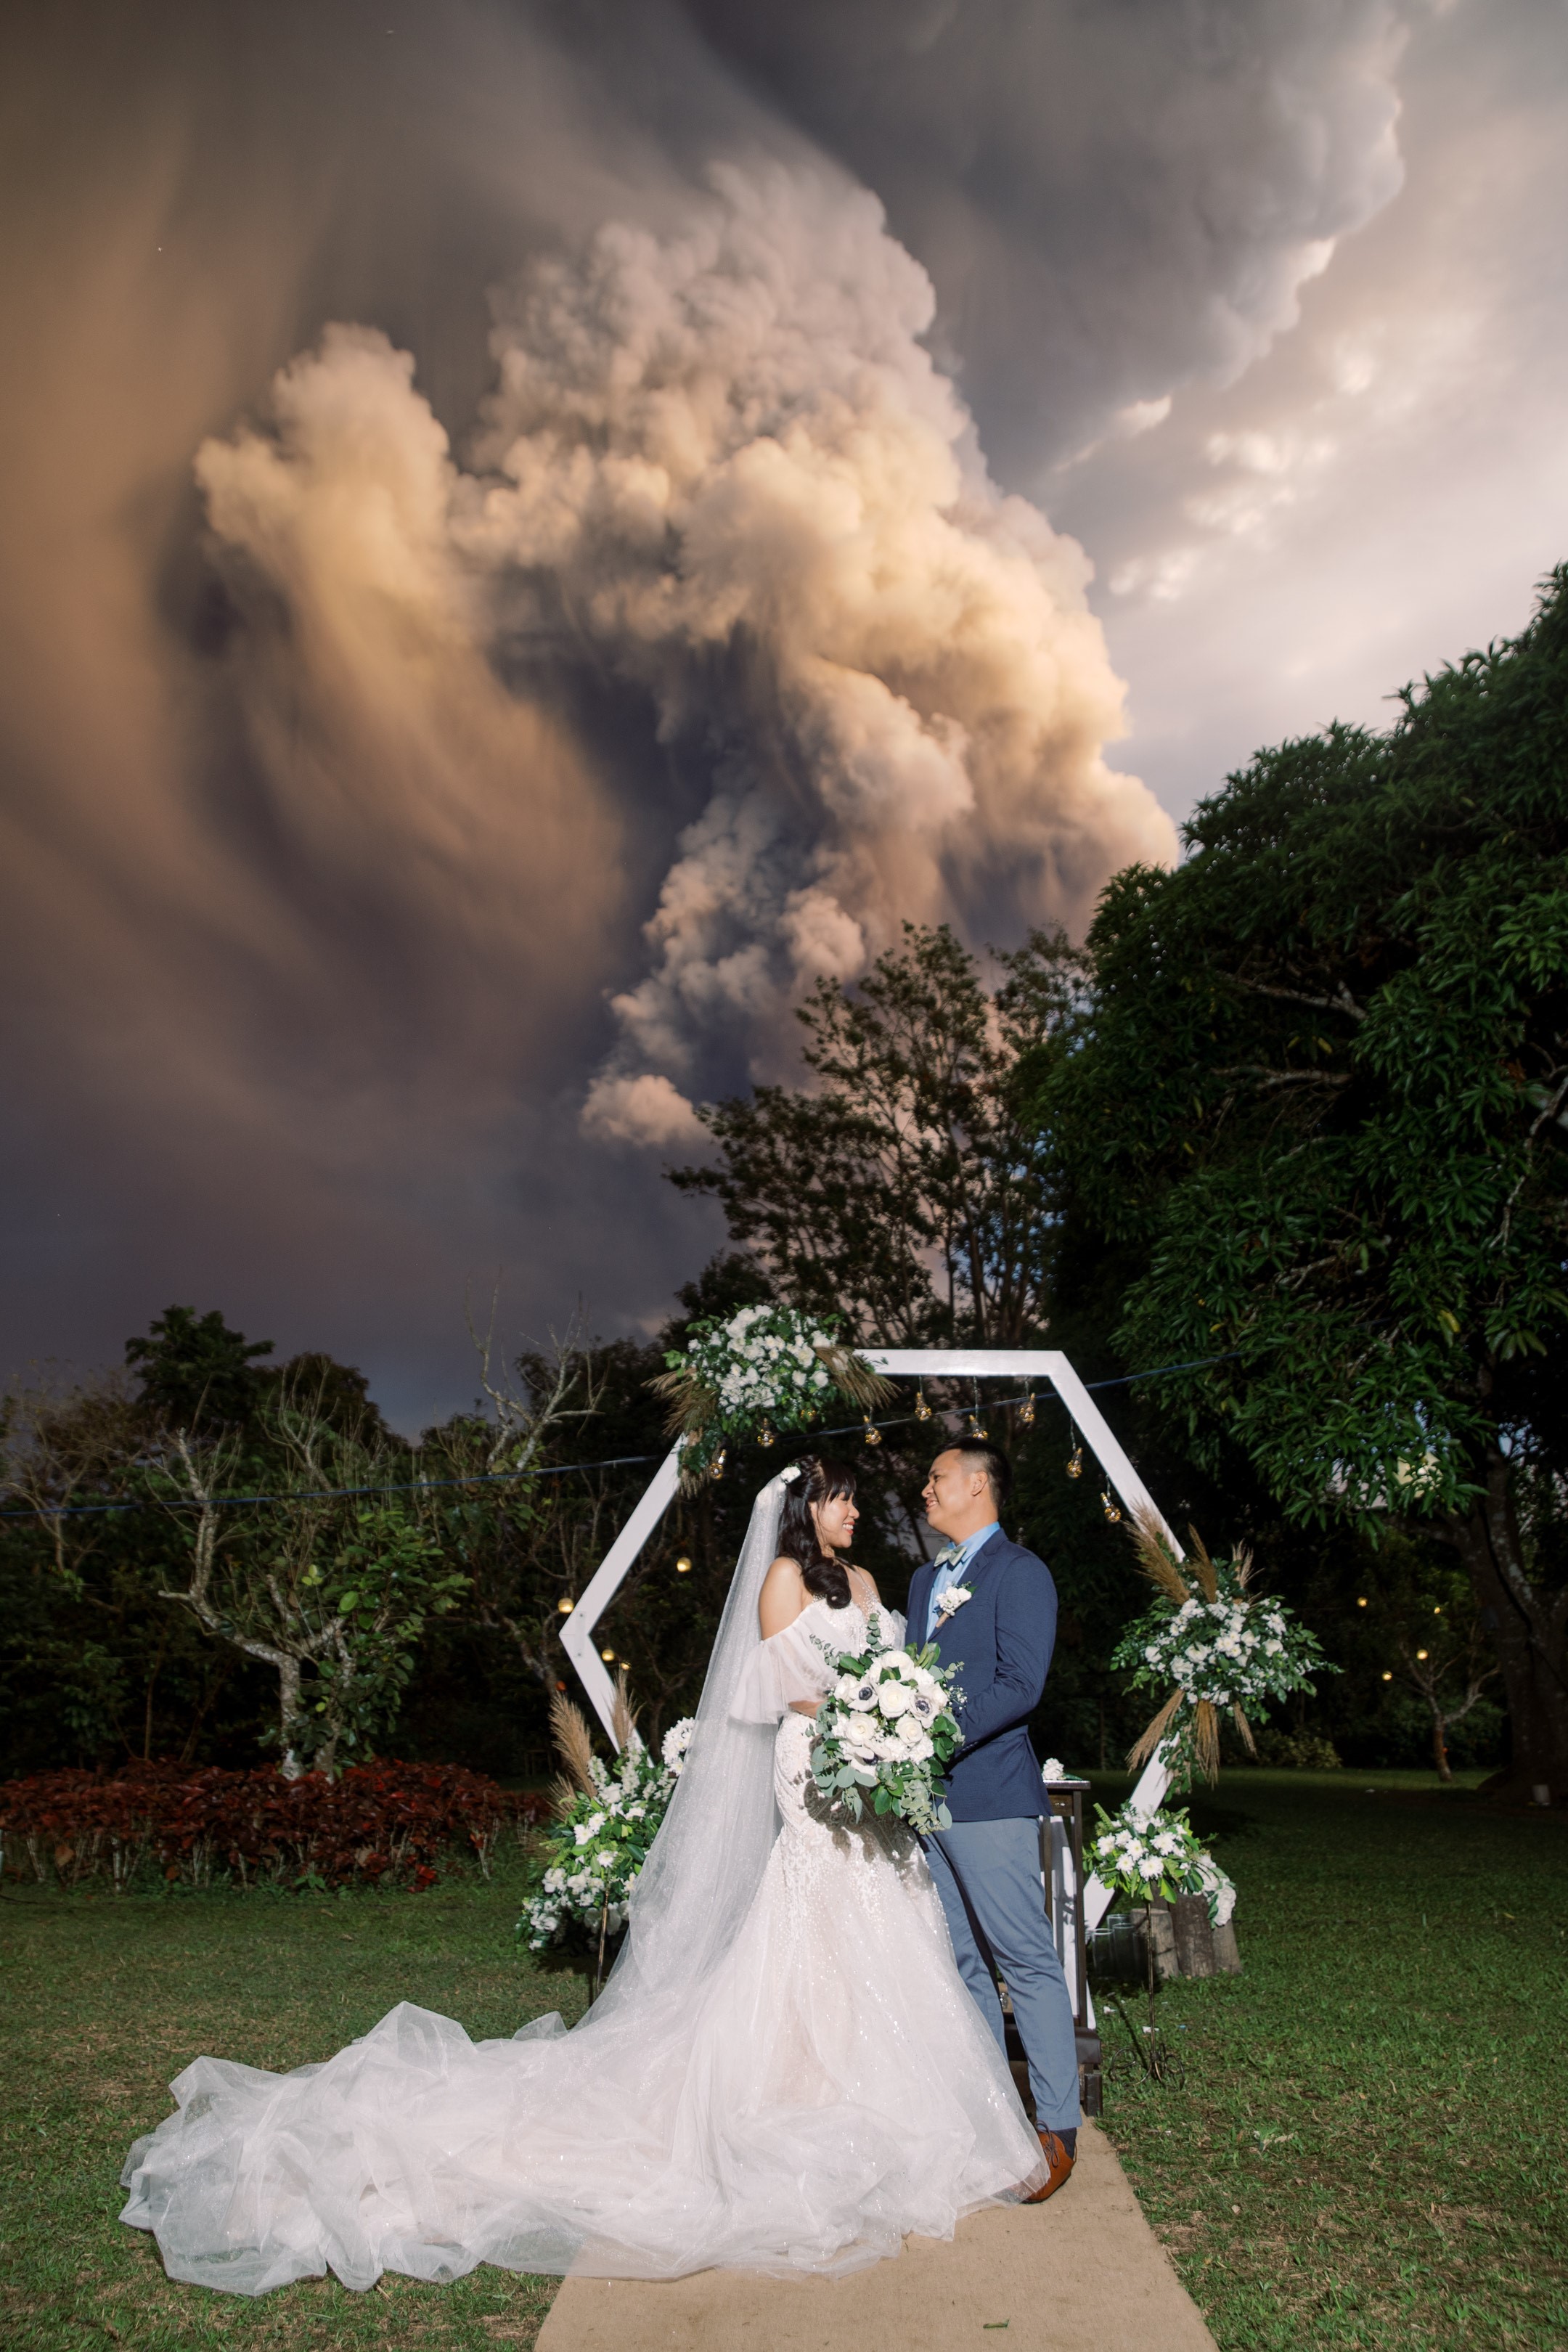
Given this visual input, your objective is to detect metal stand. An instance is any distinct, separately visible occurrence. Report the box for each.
[1000,1777,1103,2120]
[1042,1776,1102,2118]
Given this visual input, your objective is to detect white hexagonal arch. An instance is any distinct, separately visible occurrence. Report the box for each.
[560,1349,1183,1930]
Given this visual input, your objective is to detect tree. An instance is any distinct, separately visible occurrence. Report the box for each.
[670,925,1077,1348]
[1361,1550,1500,1781]
[126,1306,274,1431]
[1034,568,1568,1798]
[157,1369,465,1777]
[0,1370,264,1773]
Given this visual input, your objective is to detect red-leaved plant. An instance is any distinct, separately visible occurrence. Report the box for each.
[0,1760,552,1894]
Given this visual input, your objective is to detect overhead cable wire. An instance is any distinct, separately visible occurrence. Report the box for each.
[1,1350,1243,1520]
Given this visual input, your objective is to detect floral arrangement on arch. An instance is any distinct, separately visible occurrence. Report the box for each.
[1087,1795,1236,1927]
[652,1304,893,1489]
[517,1679,695,1984]
[1110,1511,1335,1786]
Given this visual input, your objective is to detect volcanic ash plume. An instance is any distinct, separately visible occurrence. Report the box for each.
[199,161,1177,1147]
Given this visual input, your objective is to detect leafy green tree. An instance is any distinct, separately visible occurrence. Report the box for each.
[1034,568,1568,1798]
[157,1370,465,1776]
[0,1371,269,1773]
[125,1306,274,1430]
[671,924,1076,1348]
[1355,1545,1501,1781]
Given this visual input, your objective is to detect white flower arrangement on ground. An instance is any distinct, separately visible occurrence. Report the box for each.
[661,1717,696,1776]
[1088,1797,1236,1926]
[652,1304,892,1487]
[809,1623,963,1835]
[1111,1512,1336,1784]
[518,1727,679,1955]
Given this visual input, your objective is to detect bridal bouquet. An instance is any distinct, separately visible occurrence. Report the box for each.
[1087,1796,1236,1927]
[652,1303,892,1487]
[1111,1512,1334,1784]
[809,1630,963,1835]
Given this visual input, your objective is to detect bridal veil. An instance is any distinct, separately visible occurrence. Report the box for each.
[120,1467,1041,2292]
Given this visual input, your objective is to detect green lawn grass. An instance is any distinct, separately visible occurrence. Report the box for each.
[0,1853,579,2351]
[1092,1768,1568,2351]
[3,1776,1564,2352]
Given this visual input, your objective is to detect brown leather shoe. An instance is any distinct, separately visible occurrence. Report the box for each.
[1021,2128,1076,2203]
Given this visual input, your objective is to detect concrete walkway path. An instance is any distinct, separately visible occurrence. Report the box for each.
[534,2120,1217,2352]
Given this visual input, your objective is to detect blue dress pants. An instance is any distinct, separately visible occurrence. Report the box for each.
[923,1816,1081,2136]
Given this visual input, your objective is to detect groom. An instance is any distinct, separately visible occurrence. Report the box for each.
[909,1440,1079,2202]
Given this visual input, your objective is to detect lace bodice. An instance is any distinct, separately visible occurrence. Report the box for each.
[729,1596,906,1723]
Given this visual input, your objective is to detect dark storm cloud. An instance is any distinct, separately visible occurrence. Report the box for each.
[681,0,1408,481]
[3,0,1562,1427]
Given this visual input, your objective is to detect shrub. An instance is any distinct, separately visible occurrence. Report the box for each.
[1249,1727,1343,1770]
[0,1760,551,1894]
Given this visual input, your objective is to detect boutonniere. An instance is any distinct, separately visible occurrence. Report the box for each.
[935,1583,973,1621]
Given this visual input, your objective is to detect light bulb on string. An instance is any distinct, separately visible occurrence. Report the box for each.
[709,1448,727,1482]
[1066,1421,1083,1479]
[914,1388,932,1423]
[756,1421,775,1449]
[966,1381,987,1442]
[862,1417,883,1447]
[600,1647,616,1662]
[557,1596,574,1616]
[1101,1488,1122,1524]
[1018,1390,1036,1428]
[675,1555,693,1575]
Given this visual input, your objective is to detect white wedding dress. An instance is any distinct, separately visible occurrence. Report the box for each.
[121,1477,1045,2294]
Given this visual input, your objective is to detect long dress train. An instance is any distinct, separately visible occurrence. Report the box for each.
[120,1595,1045,2292]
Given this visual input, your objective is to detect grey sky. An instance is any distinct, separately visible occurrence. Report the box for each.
[2,0,1564,1429]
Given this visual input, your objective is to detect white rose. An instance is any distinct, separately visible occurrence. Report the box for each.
[877,1682,913,1718]
[834,1673,863,1704]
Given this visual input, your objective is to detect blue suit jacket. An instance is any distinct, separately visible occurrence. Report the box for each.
[907,1528,1057,1822]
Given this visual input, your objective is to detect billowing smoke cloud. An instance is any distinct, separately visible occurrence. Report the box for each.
[11,0,1535,1426]
[685,0,1410,481]
[199,163,1174,1147]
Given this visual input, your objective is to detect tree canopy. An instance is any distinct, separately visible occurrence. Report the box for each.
[670,923,1074,1347]
[1032,566,1568,1794]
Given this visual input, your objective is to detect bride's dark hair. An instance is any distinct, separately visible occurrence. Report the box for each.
[777,1455,858,1609]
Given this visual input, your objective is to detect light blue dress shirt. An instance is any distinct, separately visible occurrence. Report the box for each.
[923,1521,1000,1642]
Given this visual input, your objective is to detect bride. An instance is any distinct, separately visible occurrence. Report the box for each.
[121,1455,1048,2293]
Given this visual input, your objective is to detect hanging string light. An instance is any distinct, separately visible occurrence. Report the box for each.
[674,1555,693,1575]
[862,1416,883,1447]
[1101,1487,1122,1523]
[1018,1389,1037,1428]
[557,1596,575,1615]
[756,1421,775,1449]
[709,1448,727,1482]
[914,1387,933,1423]
[966,1381,988,1442]
[1066,1421,1084,1479]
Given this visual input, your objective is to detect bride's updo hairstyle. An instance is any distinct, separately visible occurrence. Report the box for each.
[778,1455,857,1609]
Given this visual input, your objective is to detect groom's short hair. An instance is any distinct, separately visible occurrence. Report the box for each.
[944,1440,1012,1510]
